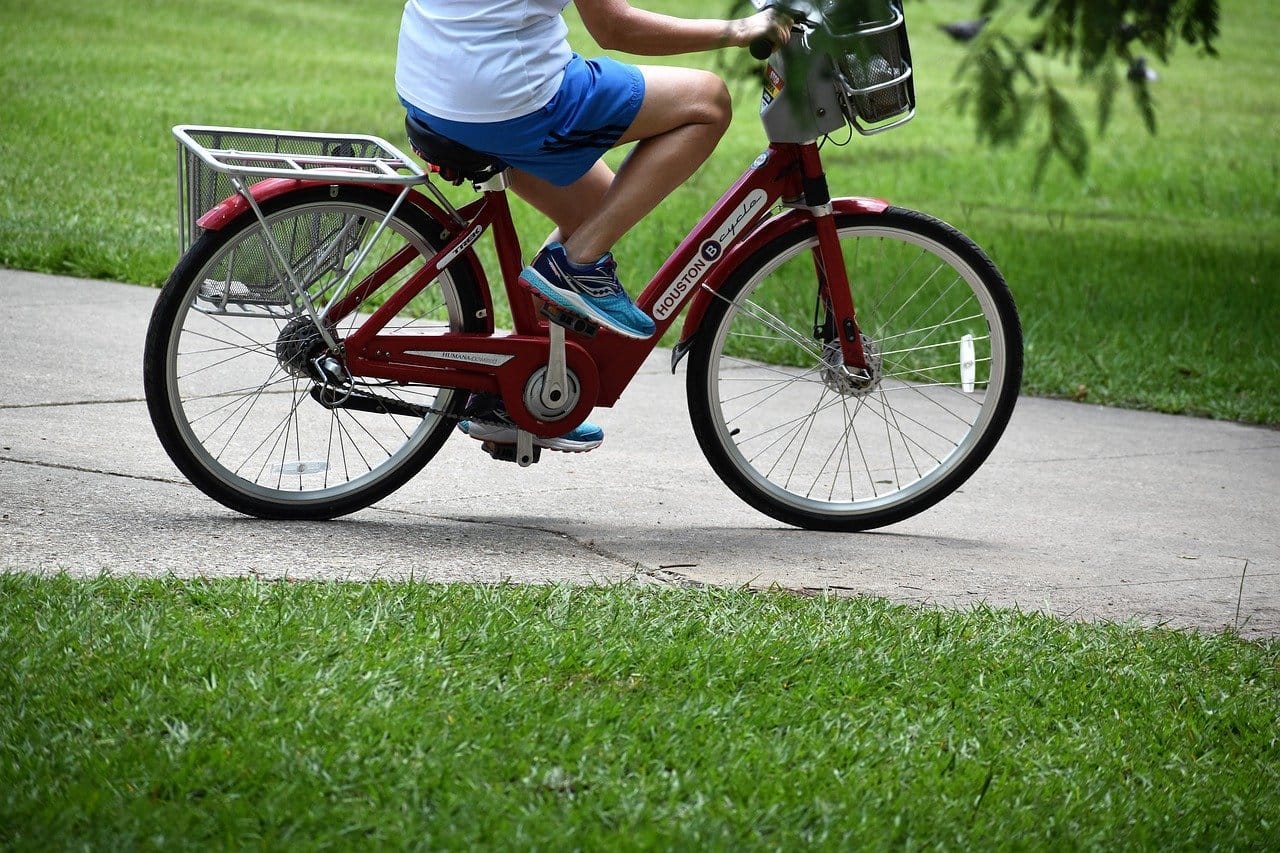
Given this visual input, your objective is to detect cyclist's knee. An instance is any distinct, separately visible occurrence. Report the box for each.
[626,67,732,142]
[693,71,733,131]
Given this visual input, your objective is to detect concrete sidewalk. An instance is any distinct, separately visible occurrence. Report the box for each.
[1,270,1277,638]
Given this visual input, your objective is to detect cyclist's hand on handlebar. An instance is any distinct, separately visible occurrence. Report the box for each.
[733,8,792,57]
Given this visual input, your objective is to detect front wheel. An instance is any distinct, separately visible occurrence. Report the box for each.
[687,208,1022,531]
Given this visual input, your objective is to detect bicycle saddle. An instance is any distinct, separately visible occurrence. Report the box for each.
[404,115,508,186]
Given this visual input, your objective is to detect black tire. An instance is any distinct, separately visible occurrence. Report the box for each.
[687,208,1022,531]
[143,185,486,519]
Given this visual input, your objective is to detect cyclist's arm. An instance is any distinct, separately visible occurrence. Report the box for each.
[574,0,788,55]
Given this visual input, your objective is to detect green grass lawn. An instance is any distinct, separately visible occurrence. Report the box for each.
[0,0,1277,422]
[3,7,1276,846]
[2,575,1277,848]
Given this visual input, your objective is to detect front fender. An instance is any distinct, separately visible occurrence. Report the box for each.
[671,196,889,371]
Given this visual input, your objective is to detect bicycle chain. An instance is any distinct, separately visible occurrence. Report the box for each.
[315,383,512,428]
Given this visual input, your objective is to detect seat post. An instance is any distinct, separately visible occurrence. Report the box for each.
[475,170,512,193]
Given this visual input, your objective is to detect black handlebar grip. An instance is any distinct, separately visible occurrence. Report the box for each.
[749,36,775,60]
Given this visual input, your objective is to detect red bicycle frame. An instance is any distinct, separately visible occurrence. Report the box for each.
[198,141,889,437]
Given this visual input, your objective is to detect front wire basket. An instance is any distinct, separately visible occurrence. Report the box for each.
[827,0,916,135]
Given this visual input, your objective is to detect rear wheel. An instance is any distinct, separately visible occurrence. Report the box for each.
[143,185,485,519]
[687,208,1022,531]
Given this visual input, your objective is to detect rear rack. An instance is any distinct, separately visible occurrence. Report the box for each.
[172,125,444,354]
[173,125,429,253]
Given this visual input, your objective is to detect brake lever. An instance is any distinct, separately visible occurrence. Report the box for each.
[748,2,820,59]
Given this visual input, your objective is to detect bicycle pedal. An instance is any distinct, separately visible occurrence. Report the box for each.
[539,302,599,338]
[480,439,541,466]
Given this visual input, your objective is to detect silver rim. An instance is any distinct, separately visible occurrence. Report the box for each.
[163,200,465,506]
[704,221,1010,519]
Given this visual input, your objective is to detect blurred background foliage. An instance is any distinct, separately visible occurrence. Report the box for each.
[730,0,1221,181]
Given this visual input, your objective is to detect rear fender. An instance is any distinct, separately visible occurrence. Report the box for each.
[671,196,889,371]
[194,179,493,332]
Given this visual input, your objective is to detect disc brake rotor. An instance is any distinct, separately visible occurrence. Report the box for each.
[820,335,882,396]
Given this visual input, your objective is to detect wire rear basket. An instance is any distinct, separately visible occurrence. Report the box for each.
[827,0,915,134]
[174,125,424,253]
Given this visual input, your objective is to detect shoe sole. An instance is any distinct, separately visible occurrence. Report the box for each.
[519,268,653,340]
[460,423,602,453]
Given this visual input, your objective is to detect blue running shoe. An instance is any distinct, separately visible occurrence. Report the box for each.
[457,394,603,453]
[520,242,656,340]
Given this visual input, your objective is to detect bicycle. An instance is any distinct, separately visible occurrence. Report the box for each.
[143,0,1022,532]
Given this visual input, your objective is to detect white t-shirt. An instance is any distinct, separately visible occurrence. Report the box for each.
[395,0,574,123]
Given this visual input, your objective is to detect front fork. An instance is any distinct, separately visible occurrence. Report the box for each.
[796,144,869,374]
[811,212,870,374]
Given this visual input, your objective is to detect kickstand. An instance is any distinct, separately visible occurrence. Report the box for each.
[515,430,536,467]
[480,436,542,465]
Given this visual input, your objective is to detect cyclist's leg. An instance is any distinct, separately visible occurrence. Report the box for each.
[509,160,615,248]
[564,65,730,264]
[508,65,730,265]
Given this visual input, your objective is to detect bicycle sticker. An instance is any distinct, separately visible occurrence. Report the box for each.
[439,225,483,268]
[761,65,785,107]
[653,189,769,321]
[404,350,514,367]
[712,189,767,246]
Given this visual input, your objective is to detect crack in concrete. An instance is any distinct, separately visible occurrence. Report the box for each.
[0,456,187,486]
[636,567,713,589]
[366,504,655,575]
[988,442,1280,467]
[365,509,757,594]
[1032,570,1278,592]
[0,459,688,585]
[0,397,147,410]
[0,456,694,585]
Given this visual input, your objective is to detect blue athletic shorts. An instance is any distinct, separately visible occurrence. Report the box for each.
[402,54,645,187]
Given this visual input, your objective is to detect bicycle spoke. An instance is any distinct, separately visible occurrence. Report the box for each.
[877,330,989,359]
[892,378,985,430]
[731,390,850,450]
[181,376,296,409]
[802,395,854,498]
[854,391,951,466]
[774,386,829,488]
[721,367,826,427]
[719,354,825,385]
[331,409,376,476]
[877,386,924,485]
[177,342,282,382]
[872,255,948,332]
[719,293,824,360]
[718,371,817,406]
[866,242,928,318]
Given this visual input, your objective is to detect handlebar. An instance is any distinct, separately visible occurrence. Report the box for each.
[749,36,776,60]
[746,2,820,60]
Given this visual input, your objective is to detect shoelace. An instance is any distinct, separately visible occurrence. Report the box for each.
[566,256,622,297]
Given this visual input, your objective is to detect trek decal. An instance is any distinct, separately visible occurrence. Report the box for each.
[651,189,769,321]
[438,225,483,268]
